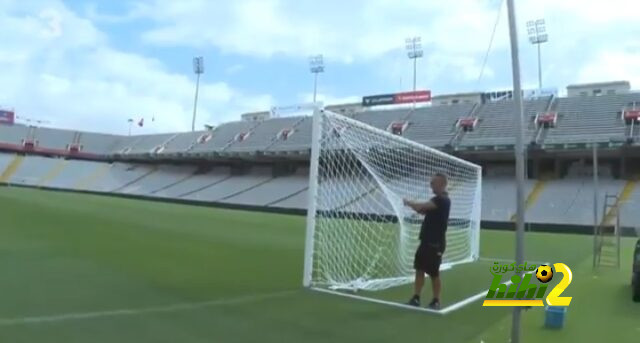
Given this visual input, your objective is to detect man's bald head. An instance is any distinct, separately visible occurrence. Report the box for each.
[430,173,448,194]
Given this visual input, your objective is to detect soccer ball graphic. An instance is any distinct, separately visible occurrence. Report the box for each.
[536,265,553,283]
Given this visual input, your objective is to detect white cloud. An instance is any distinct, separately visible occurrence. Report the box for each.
[225,64,245,75]
[0,1,273,134]
[139,0,501,63]
[577,51,640,87]
[297,92,361,105]
[136,0,640,93]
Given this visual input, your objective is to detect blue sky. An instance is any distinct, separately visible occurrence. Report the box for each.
[0,0,638,134]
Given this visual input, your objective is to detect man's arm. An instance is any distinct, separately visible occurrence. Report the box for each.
[403,198,437,214]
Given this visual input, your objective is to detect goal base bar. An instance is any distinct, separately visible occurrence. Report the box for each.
[310,287,443,315]
[310,286,486,315]
[309,261,549,315]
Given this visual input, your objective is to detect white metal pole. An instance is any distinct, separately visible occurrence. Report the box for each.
[191,72,201,132]
[413,56,417,108]
[313,72,318,103]
[537,43,542,89]
[303,107,323,286]
[506,0,526,342]
[593,143,599,268]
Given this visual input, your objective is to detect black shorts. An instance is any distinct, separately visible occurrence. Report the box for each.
[414,242,444,277]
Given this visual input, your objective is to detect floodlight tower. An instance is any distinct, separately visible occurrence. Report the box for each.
[191,56,205,132]
[405,37,424,107]
[127,118,134,136]
[527,19,548,90]
[309,55,324,103]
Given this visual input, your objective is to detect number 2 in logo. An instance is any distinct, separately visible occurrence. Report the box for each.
[545,263,573,306]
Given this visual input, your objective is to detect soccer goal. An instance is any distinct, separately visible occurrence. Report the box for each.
[303,109,482,310]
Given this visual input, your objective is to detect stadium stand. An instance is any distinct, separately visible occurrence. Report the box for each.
[2,88,640,231]
[460,97,550,147]
[119,133,177,156]
[404,103,476,147]
[353,109,412,131]
[545,93,640,144]
[156,167,232,198]
[78,132,123,155]
[267,117,312,152]
[47,159,111,190]
[8,155,62,186]
[88,162,156,192]
[118,165,197,195]
[162,131,209,155]
[190,120,260,153]
[0,124,29,146]
[31,127,75,150]
[184,166,274,202]
[221,167,309,206]
[225,116,305,153]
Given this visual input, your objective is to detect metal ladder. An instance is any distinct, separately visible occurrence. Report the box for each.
[594,194,621,269]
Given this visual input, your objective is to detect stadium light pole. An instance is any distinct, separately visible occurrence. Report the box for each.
[309,55,325,103]
[405,37,424,107]
[527,19,548,90]
[191,56,205,132]
[127,118,133,136]
[507,1,526,342]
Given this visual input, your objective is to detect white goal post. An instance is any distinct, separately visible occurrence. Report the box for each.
[303,109,482,291]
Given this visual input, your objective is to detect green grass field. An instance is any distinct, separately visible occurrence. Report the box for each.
[1,186,638,342]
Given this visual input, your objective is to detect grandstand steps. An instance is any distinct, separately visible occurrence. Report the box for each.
[0,155,24,183]
[73,163,112,190]
[178,175,233,198]
[111,167,158,193]
[37,159,68,187]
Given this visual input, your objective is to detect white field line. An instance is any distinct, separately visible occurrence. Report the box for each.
[0,290,298,326]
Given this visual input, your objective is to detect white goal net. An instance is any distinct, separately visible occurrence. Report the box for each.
[303,109,482,291]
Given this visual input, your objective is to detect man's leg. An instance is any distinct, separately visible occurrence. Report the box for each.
[431,275,441,301]
[407,270,424,306]
[414,269,425,297]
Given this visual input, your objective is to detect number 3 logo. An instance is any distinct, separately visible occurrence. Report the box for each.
[546,263,573,306]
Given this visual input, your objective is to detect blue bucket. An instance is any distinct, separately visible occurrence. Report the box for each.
[544,306,567,329]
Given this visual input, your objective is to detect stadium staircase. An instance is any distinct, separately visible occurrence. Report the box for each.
[263,116,307,151]
[594,194,621,269]
[0,155,25,183]
[73,163,112,190]
[532,95,557,145]
[37,159,68,187]
[624,101,639,143]
[221,120,263,151]
[510,178,547,222]
[602,179,636,226]
[448,103,479,148]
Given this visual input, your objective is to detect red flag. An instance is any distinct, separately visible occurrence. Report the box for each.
[138,118,144,127]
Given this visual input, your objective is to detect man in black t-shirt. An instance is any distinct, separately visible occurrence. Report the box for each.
[403,173,451,310]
